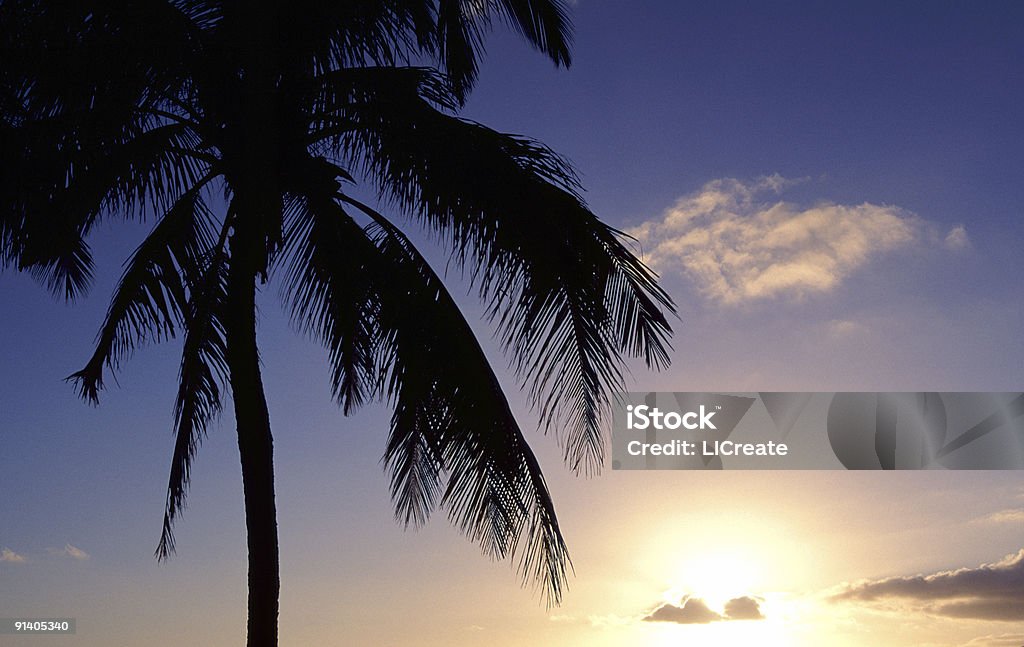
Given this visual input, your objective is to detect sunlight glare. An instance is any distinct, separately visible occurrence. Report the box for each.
[664,548,762,606]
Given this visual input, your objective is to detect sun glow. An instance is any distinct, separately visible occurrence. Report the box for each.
[663,548,763,606]
[635,508,820,604]
[617,510,825,646]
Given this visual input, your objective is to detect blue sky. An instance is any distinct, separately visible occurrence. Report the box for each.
[2,2,1023,646]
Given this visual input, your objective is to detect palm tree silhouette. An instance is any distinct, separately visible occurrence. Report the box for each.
[1,2,674,645]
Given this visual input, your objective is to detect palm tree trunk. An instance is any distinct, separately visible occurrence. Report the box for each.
[226,236,280,647]
[227,9,283,642]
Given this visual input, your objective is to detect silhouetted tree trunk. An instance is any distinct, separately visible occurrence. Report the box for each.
[226,227,280,647]
[225,6,284,641]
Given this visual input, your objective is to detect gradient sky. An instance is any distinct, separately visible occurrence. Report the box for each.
[2,2,1023,646]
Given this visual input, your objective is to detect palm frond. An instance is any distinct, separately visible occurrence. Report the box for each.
[1,0,209,284]
[0,1,197,122]
[269,0,435,75]
[340,192,571,605]
[323,70,674,473]
[3,109,212,299]
[157,214,231,560]
[1,0,216,298]
[435,0,572,99]
[67,175,219,403]
[278,176,380,415]
[492,0,573,68]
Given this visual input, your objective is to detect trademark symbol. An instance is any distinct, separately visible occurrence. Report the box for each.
[716,405,723,410]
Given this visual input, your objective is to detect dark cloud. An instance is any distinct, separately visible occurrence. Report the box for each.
[644,595,765,625]
[645,597,721,624]
[833,549,1024,621]
[724,596,765,620]
[936,599,1024,622]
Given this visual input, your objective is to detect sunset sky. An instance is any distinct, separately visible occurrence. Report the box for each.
[2,2,1023,646]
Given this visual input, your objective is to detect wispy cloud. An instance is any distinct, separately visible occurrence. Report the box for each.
[944,225,971,251]
[49,544,90,561]
[644,595,765,624]
[832,549,1024,621]
[0,547,27,563]
[961,634,1024,647]
[827,319,868,338]
[976,509,1024,524]
[587,613,636,628]
[629,175,966,304]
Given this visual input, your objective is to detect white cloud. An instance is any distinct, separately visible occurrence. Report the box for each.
[628,175,949,304]
[0,547,27,563]
[49,544,90,560]
[945,225,971,251]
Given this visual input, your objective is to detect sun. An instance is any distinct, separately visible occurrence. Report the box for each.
[663,548,764,607]
[622,510,825,646]
[636,508,818,608]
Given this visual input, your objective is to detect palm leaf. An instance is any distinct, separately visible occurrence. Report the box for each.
[321,69,674,473]
[157,214,231,559]
[4,110,211,299]
[67,175,219,402]
[270,0,435,74]
[1,2,207,289]
[339,192,571,605]
[436,0,572,99]
[279,176,380,415]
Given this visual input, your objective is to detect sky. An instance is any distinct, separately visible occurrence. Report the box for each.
[2,2,1024,646]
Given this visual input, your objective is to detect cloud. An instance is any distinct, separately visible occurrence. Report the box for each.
[645,597,722,624]
[644,595,765,624]
[833,549,1024,621]
[724,595,766,620]
[939,599,1024,622]
[1,547,27,563]
[827,319,868,338]
[628,175,952,304]
[945,225,971,251]
[588,613,636,628]
[49,544,90,561]
[960,633,1024,647]
[977,509,1024,524]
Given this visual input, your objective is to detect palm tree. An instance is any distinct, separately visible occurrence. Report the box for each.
[1,2,674,645]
